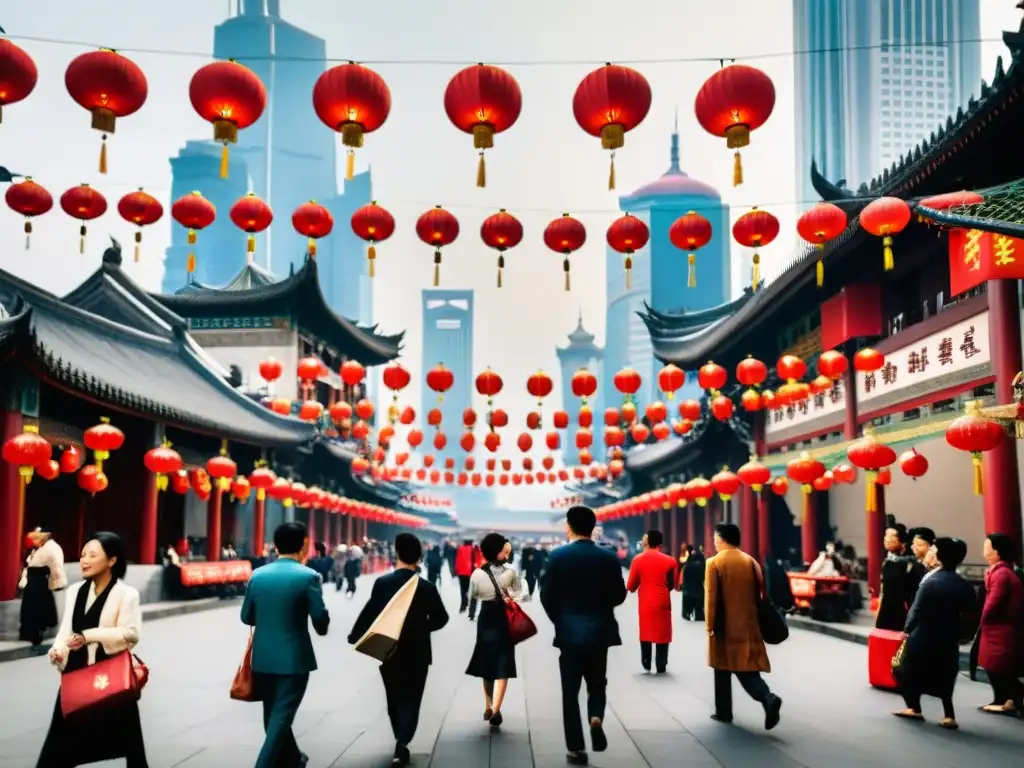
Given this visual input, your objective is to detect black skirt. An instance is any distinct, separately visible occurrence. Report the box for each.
[36,686,148,767]
[466,600,517,680]
[20,567,57,644]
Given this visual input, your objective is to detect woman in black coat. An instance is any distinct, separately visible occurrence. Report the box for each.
[679,549,705,620]
[892,537,976,729]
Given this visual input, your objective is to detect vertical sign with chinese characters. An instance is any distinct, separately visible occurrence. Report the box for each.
[948,229,1024,296]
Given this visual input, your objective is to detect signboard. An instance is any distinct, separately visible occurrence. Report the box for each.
[765,377,846,437]
[948,229,1024,296]
[188,316,284,330]
[855,311,989,405]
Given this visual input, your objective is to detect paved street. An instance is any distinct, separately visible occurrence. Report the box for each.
[1,570,1022,767]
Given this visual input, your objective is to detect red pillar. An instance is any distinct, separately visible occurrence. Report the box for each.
[322,510,331,548]
[0,410,24,601]
[842,365,859,440]
[138,472,158,565]
[740,484,758,558]
[867,483,886,599]
[984,278,1023,553]
[252,495,266,558]
[757,491,771,563]
[207,489,223,562]
[801,490,817,566]
[750,411,766,560]
[307,508,317,557]
[686,502,696,549]
[703,500,716,552]
[345,514,352,544]
[670,503,680,556]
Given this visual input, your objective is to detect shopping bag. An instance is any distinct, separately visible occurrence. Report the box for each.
[354,575,418,663]
[229,631,257,702]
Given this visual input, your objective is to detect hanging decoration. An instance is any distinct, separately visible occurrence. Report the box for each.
[0,38,37,123]
[60,184,107,254]
[5,178,52,250]
[36,460,60,481]
[679,399,702,421]
[572,369,598,405]
[711,467,741,501]
[426,363,455,403]
[697,361,727,396]
[143,440,182,492]
[416,206,460,286]
[249,465,276,501]
[340,359,366,388]
[693,64,775,186]
[349,201,396,279]
[526,370,553,409]
[813,471,833,492]
[786,451,825,494]
[613,367,642,408]
[737,457,771,492]
[846,430,897,511]
[656,364,683,400]
[859,196,912,272]
[832,463,856,484]
[117,189,163,262]
[669,211,712,287]
[65,49,148,174]
[853,348,884,373]
[817,350,848,380]
[770,477,789,496]
[231,476,251,502]
[292,201,333,259]
[687,477,714,507]
[2,425,51,483]
[543,213,587,291]
[899,449,929,479]
[259,357,283,385]
[230,193,273,262]
[83,417,124,473]
[189,60,267,178]
[775,354,809,405]
[796,202,848,287]
[732,208,779,290]
[313,62,391,180]
[735,355,767,405]
[171,192,216,275]
[78,465,109,495]
[606,213,650,289]
[945,401,1005,495]
[59,445,82,474]
[382,362,411,423]
[480,209,523,288]
[710,395,734,421]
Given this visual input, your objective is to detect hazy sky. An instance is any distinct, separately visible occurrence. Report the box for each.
[0,1,1018,503]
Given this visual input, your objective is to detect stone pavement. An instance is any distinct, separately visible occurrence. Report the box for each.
[0,570,1022,767]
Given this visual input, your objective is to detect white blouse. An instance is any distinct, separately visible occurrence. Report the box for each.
[468,563,522,602]
[50,579,141,670]
[20,539,68,591]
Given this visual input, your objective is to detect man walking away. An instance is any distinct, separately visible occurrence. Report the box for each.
[705,523,782,730]
[523,541,545,599]
[241,522,330,768]
[349,534,449,767]
[541,506,627,766]
[627,530,677,673]
[424,543,443,588]
[344,541,364,597]
[455,539,475,613]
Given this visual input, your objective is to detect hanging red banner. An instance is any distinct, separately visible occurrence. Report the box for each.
[948,228,1024,296]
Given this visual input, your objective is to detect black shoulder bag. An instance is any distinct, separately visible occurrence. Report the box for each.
[751,561,789,645]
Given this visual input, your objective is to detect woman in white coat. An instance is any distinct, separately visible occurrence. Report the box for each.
[36,531,149,768]
[19,526,67,645]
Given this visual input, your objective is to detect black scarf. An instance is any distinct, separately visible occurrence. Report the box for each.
[66,578,116,672]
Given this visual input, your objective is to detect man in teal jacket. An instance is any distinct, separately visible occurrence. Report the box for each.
[242,521,330,768]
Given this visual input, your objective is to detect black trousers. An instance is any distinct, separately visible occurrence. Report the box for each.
[254,672,309,768]
[714,669,771,718]
[345,574,358,594]
[525,571,539,596]
[902,688,955,719]
[640,641,669,671]
[989,673,1024,709]
[558,646,608,752]
[381,662,429,747]
[682,593,704,621]
[458,575,471,612]
[427,568,442,588]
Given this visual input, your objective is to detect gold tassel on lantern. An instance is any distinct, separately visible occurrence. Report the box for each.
[497,253,504,288]
[246,233,256,261]
[601,123,624,192]
[865,471,877,512]
[307,238,317,258]
[688,253,697,288]
[24,220,31,251]
[134,231,142,262]
[971,452,983,495]
[220,144,229,179]
[433,248,441,287]
[99,136,108,175]
[79,224,87,255]
[367,243,376,278]
[212,117,237,179]
[733,151,743,187]
[751,252,760,291]
[477,152,486,188]
[341,122,364,181]
[346,150,355,180]
[608,152,616,191]
[625,256,632,290]
[473,124,493,188]
[882,235,894,271]
[187,252,196,274]
[563,257,571,292]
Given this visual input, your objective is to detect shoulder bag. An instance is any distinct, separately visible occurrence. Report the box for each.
[483,567,537,645]
[61,649,144,718]
[751,561,789,645]
[230,629,257,701]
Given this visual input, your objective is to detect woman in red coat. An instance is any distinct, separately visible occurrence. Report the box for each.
[979,533,1024,715]
[626,530,678,673]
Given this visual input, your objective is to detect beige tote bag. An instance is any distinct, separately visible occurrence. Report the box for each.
[354,575,419,662]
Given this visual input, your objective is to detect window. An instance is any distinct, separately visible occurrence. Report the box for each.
[435,319,461,330]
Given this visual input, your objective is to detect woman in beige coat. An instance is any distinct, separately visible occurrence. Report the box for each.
[705,522,782,730]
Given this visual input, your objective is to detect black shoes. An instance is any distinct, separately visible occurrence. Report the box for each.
[566,751,589,765]
[655,667,666,675]
[589,718,607,752]
[764,695,783,731]
[489,711,503,728]
[710,713,733,723]
[392,743,410,766]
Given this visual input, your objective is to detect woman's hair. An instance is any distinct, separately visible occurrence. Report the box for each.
[885,517,909,545]
[986,532,1018,564]
[934,537,967,571]
[88,531,127,580]
[480,532,507,563]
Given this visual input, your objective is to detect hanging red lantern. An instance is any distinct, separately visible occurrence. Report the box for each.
[859,197,912,273]
[460,432,475,453]
[698,361,727,393]
[407,429,424,449]
[604,427,625,448]
[65,49,148,174]
[809,375,832,395]
[2,425,51,482]
[797,202,848,287]
[545,431,561,451]
[297,357,322,382]
[817,350,848,380]
[168,469,189,495]
[328,401,352,425]
[732,208,780,290]
[847,431,897,511]
[36,460,60,482]
[776,354,807,382]
[383,362,411,402]
[144,441,182,492]
[526,412,542,430]
[813,471,833,493]
[651,422,670,441]
[313,63,391,180]
[0,38,37,123]
[231,476,251,502]
[517,432,533,453]
[483,432,501,453]
[543,214,587,291]
[572,64,652,190]
[740,390,762,412]
[854,348,884,373]
[340,359,366,387]
[189,60,267,178]
[171,191,216,276]
[416,206,460,287]
[656,364,683,400]
[613,368,642,403]
[679,399,702,421]
[350,201,395,279]
[426,410,443,428]
[687,477,714,507]
[876,468,892,486]
[786,452,825,493]
[630,423,650,444]
[249,466,276,501]
[5,178,52,250]
[230,193,273,261]
[553,411,569,429]
[710,395,733,421]
[899,449,929,479]
[60,184,107,255]
[443,64,522,187]
[475,367,504,408]
[292,200,333,259]
[711,467,741,501]
[480,209,524,288]
[258,358,282,383]
[761,390,777,410]
[604,408,620,427]
[83,417,124,472]
[300,401,324,422]
[355,399,375,421]
[669,211,713,287]
[578,407,593,428]
[433,432,448,451]
[606,213,650,289]
[945,402,1004,495]
[399,406,415,425]
[426,363,455,401]
[737,457,771,492]
[117,188,163,263]
[572,369,598,404]
[645,402,668,424]
[60,445,82,474]
[527,370,554,407]
[78,465,109,495]
[270,398,292,416]
[770,477,789,496]
[694,64,775,186]
[206,451,237,493]
[829,463,854,484]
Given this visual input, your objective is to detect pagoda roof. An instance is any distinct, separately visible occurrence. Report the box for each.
[0,240,315,447]
[180,260,279,294]
[556,310,603,358]
[640,287,757,341]
[917,182,1024,238]
[152,257,403,366]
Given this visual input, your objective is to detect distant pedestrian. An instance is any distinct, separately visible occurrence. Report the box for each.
[424,543,443,588]
[455,539,475,613]
[680,547,706,621]
[19,526,67,646]
[627,530,677,673]
[307,542,334,584]
[977,533,1024,715]
[344,541,364,597]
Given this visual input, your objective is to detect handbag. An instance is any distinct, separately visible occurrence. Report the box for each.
[60,650,140,718]
[354,574,419,662]
[230,630,257,702]
[483,567,537,645]
[751,561,789,645]
[891,634,908,675]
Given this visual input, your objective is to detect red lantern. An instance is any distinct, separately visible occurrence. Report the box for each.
[206,451,237,493]
[483,432,501,453]
[83,417,124,472]
[257,358,281,384]
[572,369,598,403]
[945,403,1004,495]
[854,348,884,373]
[687,477,714,507]
[5,178,52,250]
[607,213,650,289]
[813,472,833,493]
[475,368,504,407]
[117,188,163,262]
[732,208,780,290]
[809,375,832,395]
[876,468,892,486]
[740,390,762,412]
[0,38,37,122]
[543,214,587,291]
[738,457,771,492]
[407,429,424,449]
[60,184,107,254]
[526,412,542,431]
[679,399,702,421]
[60,445,82,474]
[65,49,147,174]
[314,63,391,180]
[770,477,789,496]
[416,206,460,286]
[630,423,650,444]
[300,401,324,422]
[578,407,593,428]
[645,402,668,424]
[656,364,683,400]
[350,201,395,279]
[776,354,807,382]
[36,460,60,481]
[832,463,856,484]
[479,209,524,288]
[2,425,51,482]
[340,359,366,387]
[383,362,411,399]
[652,422,671,441]
[786,452,825,493]
[171,192,216,276]
[144,442,182,492]
[433,432,448,451]
[270,398,292,416]
[698,361,727,393]
[527,370,554,406]
[817,350,848,380]
[669,211,713,287]
[189,60,267,178]
[553,411,569,429]
[426,364,455,401]
[613,368,642,402]
[78,465,109,495]
[694,64,775,186]
[230,193,273,260]
[231,476,251,503]
[460,432,475,453]
[297,356,321,382]
[249,466,276,501]
[572,64,652,190]
[399,406,415,425]
[899,449,929,479]
[859,197,912,272]
[847,432,897,511]
[797,202,848,286]
[355,399,375,421]
[292,200,333,259]
[444,64,522,187]
[517,432,533,453]
[711,467,741,501]
[710,395,733,421]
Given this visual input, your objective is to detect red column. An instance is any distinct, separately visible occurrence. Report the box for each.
[740,484,758,558]
[207,489,223,562]
[757,491,771,563]
[252,495,266,558]
[703,500,715,551]
[686,502,696,549]
[670,503,679,556]
[322,510,330,548]
[984,278,1023,553]
[842,365,859,440]
[867,483,886,600]
[801,490,818,566]
[0,410,24,601]
[345,514,352,544]
[307,509,317,557]
[138,472,158,565]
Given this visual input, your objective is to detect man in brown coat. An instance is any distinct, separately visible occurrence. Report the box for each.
[705,522,783,730]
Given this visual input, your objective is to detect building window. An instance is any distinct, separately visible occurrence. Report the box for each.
[435,319,461,330]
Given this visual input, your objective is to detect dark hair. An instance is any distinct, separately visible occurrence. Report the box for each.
[480,532,507,563]
[885,520,909,544]
[714,523,741,547]
[910,527,936,546]
[315,541,327,556]
[566,505,596,537]
[87,531,127,580]
[462,539,473,546]
[395,533,422,565]
[274,521,308,556]
[646,530,664,548]
[934,537,968,570]
[987,533,1017,564]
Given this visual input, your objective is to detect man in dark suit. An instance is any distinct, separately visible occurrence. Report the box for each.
[241,521,330,768]
[541,506,627,766]
[349,533,449,766]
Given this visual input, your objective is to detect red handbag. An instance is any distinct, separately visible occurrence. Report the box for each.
[60,650,142,718]
[482,567,537,644]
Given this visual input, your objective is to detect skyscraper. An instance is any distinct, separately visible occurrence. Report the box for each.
[422,290,474,464]
[556,311,604,465]
[793,0,981,206]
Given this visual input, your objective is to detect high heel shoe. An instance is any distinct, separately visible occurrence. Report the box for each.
[483,708,493,721]
[489,711,503,728]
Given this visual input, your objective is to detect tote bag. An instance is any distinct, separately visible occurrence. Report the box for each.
[61,650,140,718]
[354,575,419,663]
[484,567,537,645]
[229,630,257,702]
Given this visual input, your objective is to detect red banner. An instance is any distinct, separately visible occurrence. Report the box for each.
[179,560,252,587]
[948,228,1024,296]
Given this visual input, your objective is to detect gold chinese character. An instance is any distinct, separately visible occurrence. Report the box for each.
[994,235,1016,267]
[964,229,984,271]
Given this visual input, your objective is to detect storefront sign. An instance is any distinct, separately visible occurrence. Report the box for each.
[948,229,1024,296]
[765,378,846,437]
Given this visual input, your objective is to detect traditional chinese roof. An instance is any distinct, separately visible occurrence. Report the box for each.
[640,288,757,344]
[295,439,405,505]
[151,256,403,366]
[917,182,1024,238]
[0,240,315,447]
[556,310,603,359]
